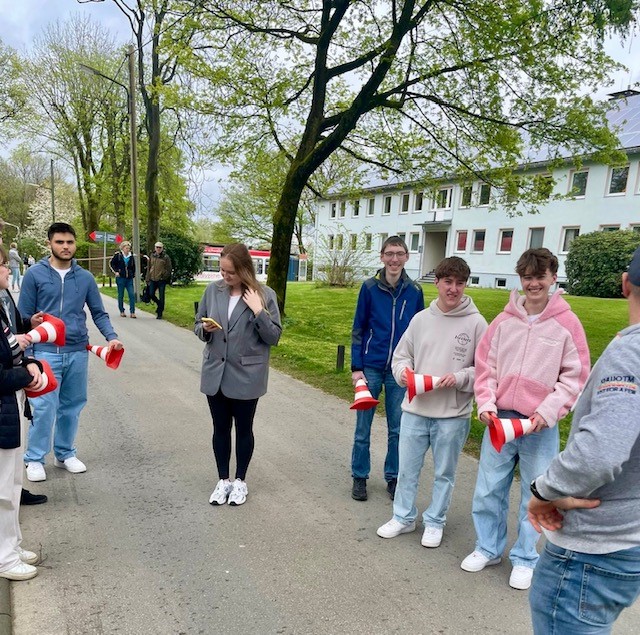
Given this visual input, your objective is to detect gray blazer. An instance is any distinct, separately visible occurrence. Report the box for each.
[194,281,282,399]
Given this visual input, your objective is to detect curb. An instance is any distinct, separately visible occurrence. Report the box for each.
[0,578,11,635]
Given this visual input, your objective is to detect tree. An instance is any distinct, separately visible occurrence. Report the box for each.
[315,225,371,287]
[0,40,27,128]
[184,0,635,314]
[566,230,640,297]
[141,228,202,284]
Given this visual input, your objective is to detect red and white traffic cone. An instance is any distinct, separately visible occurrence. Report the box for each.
[25,313,66,346]
[488,414,534,452]
[24,359,58,398]
[350,379,380,410]
[406,368,441,402]
[86,344,125,370]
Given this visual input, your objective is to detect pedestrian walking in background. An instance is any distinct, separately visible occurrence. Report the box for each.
[350,236,424,502]
[147,242,172,320]
[377,257,487,549]
[8,243,21,292]
[527,245,640,634]
[109,240,137,318]
[461,248,590,591]
[18,223,123,482]
[0,245,44,581]
[194,243,281,507]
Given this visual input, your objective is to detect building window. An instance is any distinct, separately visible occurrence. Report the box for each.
[561,227,580,253]
[400,193,410,214]
[535,174,554,200]
[600,225,620,232]
[414,191,423,212]
[460,185,473,208]
[607,166,629,195]
[495,278,507,288]
[352,200,360,217]
[330,203,337,219]
[350,234,357,249]
[410,233,420,252]
[455,230,468,252]
[328,234,334,250]
[479,183,491,206]
[528,227,545,249]
[383,196,392,215]
[569,170,588,197]
[631,225,640,234]
[335,234,343,250]
[379,233,388,249]
[339,201,346,217]
[498,229,514,253]
[367,198,375,216]
[469,276,480,286]
[472,230,486,252]
[365,233,372,250]
[433,186,453,209]
[397,232,406,244]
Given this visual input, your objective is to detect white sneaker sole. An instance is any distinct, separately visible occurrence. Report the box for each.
[54,459,86,474]
[377,521,416,538]
[460,556,502,572]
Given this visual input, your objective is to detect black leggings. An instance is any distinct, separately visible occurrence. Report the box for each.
[206,391,259,480]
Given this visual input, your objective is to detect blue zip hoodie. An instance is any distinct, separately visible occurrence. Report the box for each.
[351,269,424,372]
[18,257,117,353]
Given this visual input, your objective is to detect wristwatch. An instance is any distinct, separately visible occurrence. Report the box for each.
[530,479,550,502]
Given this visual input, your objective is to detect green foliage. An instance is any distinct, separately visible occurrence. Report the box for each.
[566,230,640,297]
[146,229,203,286]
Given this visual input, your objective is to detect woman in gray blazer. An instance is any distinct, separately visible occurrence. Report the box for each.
[195,244,282,506]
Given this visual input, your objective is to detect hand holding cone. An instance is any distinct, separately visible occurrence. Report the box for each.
[488,413,534,452]
[349,379,380,410]
[25,313,66,346]
[406,368,441,402]
[24,359,58,398]
[86,344,124,369]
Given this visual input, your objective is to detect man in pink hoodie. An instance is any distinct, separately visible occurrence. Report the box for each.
[460,248,590,591]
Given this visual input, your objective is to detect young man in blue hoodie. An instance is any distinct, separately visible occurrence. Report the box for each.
[18,223,123,482]
[350,236,424,501]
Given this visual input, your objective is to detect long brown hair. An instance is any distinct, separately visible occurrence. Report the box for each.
[220,243,266,305]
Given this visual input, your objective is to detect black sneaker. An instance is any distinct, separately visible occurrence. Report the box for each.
[352,478,367,501]
[386,478,397,500]
[20,489,48,505]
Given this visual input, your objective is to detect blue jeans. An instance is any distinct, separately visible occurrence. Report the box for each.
[530,541,640,634]
[471,410,559,568]
[148,280,166,317]
[393,412,470,527]
[24,350,89,464]
[351,367,404,482]
[116,276,135,314]
[10,267,20,289]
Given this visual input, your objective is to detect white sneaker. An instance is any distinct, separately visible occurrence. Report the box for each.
[421,525,443,548]
[209,479,232,505]
[376,518,416,538]
[26,462,46,482]
[228,479,248,506]
[460,550,502,572]
[509,565,534,590]
[54,457,86,474]
[0,561,37,581]
[17,547,38,565]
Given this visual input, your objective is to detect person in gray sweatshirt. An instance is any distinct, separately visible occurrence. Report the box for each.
[528,245,640,634]
[376,256,487,549]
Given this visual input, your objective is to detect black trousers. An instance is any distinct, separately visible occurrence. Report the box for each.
[148,280,166,317]
[206,390,259,480]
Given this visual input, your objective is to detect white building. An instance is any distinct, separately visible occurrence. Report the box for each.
[314,92,640,289]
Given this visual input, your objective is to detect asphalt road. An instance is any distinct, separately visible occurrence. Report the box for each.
[11,294,640,634]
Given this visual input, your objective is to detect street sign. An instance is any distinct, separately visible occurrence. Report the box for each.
[89,231,123,243]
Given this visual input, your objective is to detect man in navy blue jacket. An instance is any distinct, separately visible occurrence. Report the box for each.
[350,236,424,501]
[19,223,123,482]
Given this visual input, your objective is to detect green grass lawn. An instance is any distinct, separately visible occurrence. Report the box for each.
[102,281,628,454]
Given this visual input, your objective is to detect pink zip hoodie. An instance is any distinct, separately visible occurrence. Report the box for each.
[475,289,590,427]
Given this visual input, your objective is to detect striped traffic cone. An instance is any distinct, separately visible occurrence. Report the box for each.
[86,344,125,369]
[406,368,441,402]
[350,379,380,410]
[24,359,58,398]
[25,313,66,346]
[488,414,534,452]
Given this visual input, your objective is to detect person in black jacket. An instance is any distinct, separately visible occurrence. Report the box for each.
[109,241,137,318]
[0,246,45,581]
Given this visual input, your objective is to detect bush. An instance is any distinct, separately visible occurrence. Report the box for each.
[142,230,202,285]
[566,230,640,297]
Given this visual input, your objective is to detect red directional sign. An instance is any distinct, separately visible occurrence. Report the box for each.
[89,231,123,243]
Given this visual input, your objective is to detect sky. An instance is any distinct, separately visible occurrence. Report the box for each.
[1,1,639,215]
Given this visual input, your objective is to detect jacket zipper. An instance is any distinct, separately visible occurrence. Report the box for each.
[58,274,65,354]
[399,300,407,321]
[364,329,373,355]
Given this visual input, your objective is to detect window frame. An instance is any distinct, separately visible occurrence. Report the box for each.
[413,191,424,212]
[400,192,410,214]
[455,230,468,252]
[606,165,630,196]
[497,228,514,254]
[460,185,473,208]
[528,227,545,249]
[560,226,580,253]
[366,198,375,216]
[409,233,420,252]
[432,186,453,210]
[472,229,486,253]
[382,195,392,216]
[569,169,588,198]
[478,183,491,206]
[352,200,360,218]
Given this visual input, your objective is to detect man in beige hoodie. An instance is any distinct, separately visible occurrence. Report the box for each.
[376,256,487,549]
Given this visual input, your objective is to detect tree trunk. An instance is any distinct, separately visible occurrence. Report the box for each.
[145,98,161,252]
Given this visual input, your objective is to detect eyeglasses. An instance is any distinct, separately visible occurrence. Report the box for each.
[383,251,408,259]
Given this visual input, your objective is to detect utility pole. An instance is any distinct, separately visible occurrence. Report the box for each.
[50,159,56,222]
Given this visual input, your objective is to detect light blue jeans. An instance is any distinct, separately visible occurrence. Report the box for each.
[393,412,470,527]
[471,410,559,568]
[24,350,89,464]
[530,541,640,634]
[351,366,404,482]
[10,267,20,289]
